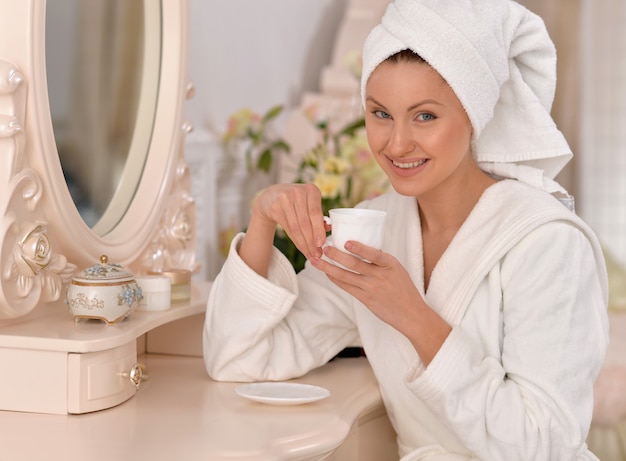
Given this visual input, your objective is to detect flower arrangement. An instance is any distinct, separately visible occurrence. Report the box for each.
[274,104,390,272]
[294,105,389,212]
[221,105,290,173]
[218,105,290,259]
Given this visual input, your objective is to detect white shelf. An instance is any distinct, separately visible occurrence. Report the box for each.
[0,281,211,353]
[0,281,211,414]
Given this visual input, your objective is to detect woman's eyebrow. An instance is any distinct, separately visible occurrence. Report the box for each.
[407,100,443,111]
[366,96,443,111]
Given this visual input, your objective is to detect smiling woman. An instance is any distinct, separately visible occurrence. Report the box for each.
[203,1,609,460]
[363,50,481,207]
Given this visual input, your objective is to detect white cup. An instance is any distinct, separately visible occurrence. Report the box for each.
[324,208,387,254]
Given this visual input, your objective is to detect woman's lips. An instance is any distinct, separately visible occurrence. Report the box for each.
[392,158,427,169]
[389,157,429,176]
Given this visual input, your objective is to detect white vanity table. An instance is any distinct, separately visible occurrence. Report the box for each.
[0,280,398,460]
[0,263,398,459]
[0,348,397,461]
[0,272,398,459]
[0,0,198,412]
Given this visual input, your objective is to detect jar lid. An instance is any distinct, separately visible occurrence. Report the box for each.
[136,274,171,291]
[148,268,191,285]
[72,255,135,284]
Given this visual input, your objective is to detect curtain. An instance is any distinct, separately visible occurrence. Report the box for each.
[577,0,626,269]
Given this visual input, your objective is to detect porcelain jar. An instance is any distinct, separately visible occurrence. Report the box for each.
[66,255,143,324]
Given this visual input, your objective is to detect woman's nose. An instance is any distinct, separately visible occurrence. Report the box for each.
[386,123,415,156]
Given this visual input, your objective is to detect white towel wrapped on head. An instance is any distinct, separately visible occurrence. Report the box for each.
[361,0,572,195]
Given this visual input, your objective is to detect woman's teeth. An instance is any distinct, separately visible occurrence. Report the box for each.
[392,159,427,169]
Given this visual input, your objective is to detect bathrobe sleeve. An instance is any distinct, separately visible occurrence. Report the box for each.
[203,232,360,382]
[406,221,608,461]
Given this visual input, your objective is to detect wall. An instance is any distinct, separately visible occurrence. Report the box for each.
[184,0,348,135]
[578,0,626,268]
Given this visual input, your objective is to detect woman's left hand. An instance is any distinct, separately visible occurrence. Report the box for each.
[311,240,422,332]
[310,240,451,366]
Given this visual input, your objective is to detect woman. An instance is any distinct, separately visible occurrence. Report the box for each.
[203,0,608,459]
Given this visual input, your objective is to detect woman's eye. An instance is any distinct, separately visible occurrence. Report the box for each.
[417,112,436,121]
[373,110,390,119]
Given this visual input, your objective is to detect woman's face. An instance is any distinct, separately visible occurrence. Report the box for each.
[365,59,474,199]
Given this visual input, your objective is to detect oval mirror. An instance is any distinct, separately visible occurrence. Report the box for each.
[0,0,192,318]
[45,0,161,236]
[29,0,189,270]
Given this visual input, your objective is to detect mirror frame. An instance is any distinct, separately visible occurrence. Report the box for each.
[0,0,196,319]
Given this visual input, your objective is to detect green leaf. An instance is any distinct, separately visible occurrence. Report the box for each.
[245,148,254,172]
[273,232,306,273]
[263,105,284,121]
[316,120,328,131]
[345,176,353,203]
[271,139,291,154]
[338,117,366,137]
[256,149,273,173]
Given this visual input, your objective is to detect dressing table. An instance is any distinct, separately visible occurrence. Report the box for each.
[0,1,398,459]
[0,352,397,460]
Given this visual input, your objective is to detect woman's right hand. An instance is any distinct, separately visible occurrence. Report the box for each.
[239,183,328,277]
[251,183,328,261]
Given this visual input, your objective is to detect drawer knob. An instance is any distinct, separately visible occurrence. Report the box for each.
[122,363,148,389]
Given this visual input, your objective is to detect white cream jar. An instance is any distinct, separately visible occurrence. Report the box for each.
[135,275,171,311]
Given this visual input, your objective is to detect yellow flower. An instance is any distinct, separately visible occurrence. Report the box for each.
[302,150,320,169]
[340,133,373,168]
[313,173,344,199]
[323,156,350,175]
[222,108,261,142]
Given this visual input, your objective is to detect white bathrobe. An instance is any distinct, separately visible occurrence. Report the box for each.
[203,180,608,461]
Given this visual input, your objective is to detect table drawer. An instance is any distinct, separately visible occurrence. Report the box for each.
[0,341,140,415]
[67,341,139,414]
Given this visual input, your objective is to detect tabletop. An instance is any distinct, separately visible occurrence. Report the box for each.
[0,354,398,461]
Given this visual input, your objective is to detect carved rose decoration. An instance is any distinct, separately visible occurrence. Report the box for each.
[15,222,51,274]
[7,221,76,301]
[168,193,194,247]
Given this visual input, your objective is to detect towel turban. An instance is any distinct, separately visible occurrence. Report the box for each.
[361,0,572,195]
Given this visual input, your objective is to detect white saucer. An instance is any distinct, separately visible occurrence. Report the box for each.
[234,382,330,406]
